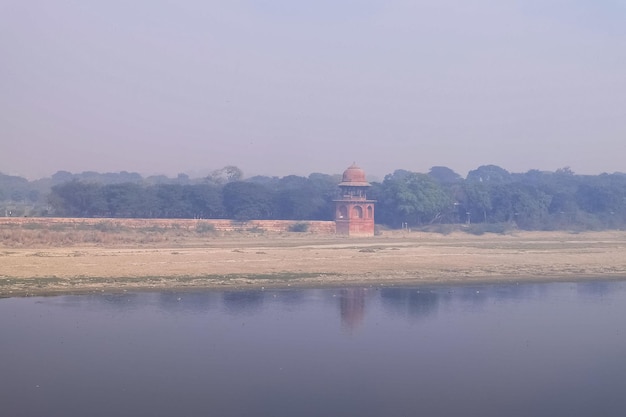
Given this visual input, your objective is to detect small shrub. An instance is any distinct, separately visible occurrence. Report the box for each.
[94,221,124,232]
[374,225,388,236]
[419,224,458,235]
[465,222,515,235]
[288,222,309,233]
[195,222,216,233]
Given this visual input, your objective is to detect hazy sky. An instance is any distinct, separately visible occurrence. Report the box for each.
[1,1,625,180]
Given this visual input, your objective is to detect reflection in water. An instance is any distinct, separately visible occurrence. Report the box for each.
[576,280,617,298]
[222,290,265,314]
[2,280,626,417]
[53,292,142,313]
[380,287,441,318]
[158,291,220,313]
[272,289,305,306]
[339,288,367,331]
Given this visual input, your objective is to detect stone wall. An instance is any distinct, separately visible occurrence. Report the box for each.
[0,217,337,234]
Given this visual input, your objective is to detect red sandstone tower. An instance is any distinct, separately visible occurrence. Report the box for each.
[334,164,376,236]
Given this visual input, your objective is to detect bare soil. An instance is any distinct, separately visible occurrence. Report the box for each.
[2,220,626,297]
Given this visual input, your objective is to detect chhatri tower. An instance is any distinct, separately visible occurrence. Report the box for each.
[334,164,376,236]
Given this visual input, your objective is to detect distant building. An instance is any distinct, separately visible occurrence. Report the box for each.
[334,164,376,236]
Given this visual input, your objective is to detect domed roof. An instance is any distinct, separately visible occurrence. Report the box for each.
[339,164,370,187]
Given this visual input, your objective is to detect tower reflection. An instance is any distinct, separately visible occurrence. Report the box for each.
[339,288,367,331]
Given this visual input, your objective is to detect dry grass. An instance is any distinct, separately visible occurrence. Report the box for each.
[2,218,626,297]
[0,218,213,247]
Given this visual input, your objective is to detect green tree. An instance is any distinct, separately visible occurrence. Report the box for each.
[102,183,145,217]
[378,171,452,227]
[489,183,552,229]
[222,181,275,220]
[49,181,107,217]
[183,184,224,219]
[428,166,462,184]
[461,181,492,223]
[274,176,327,220]
[206,166,244,184]
[466,165,512,183]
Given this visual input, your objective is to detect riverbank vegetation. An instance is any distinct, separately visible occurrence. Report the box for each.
[2,164,626,231]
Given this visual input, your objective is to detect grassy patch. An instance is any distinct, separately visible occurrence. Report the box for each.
[418,224,459,235]
[22,222,46,230]
[236,272,323,281]
[173,272,324,282]
[49,223,72,231]
[465,222,516,235]
[138,226,167,233]
[0,277,66,286]
[94,221,128,233]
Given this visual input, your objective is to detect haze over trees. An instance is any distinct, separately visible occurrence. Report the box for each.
[2,165,626,231]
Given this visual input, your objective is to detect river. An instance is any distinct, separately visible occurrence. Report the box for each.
[2,280,626,416]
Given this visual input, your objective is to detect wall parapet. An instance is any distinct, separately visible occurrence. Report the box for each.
[0,217,337,234]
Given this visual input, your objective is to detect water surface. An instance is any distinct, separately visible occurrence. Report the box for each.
[1,281,626,417]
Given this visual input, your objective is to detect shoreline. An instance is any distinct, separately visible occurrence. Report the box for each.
[3,228,626,298]
[4,273,626,299]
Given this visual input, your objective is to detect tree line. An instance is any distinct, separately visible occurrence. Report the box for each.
[45,173,339,221]
[373,165,626,231]
[2,165,626,231]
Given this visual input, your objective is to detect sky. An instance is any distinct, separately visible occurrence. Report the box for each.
[1,0,625,180]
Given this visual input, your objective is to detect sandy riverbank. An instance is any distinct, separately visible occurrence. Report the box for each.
[2,225,626,297]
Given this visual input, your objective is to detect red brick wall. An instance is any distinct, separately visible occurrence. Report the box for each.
[0,217,337,234]
[335,219,375,236]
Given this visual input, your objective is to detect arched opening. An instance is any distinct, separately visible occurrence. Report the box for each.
[367,205,373,219]
[338,205,348,219]
[353,206,363,219]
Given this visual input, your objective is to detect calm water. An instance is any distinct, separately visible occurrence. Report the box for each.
[2,281,626,417]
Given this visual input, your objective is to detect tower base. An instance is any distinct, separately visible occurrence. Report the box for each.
[335,219,375,237]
